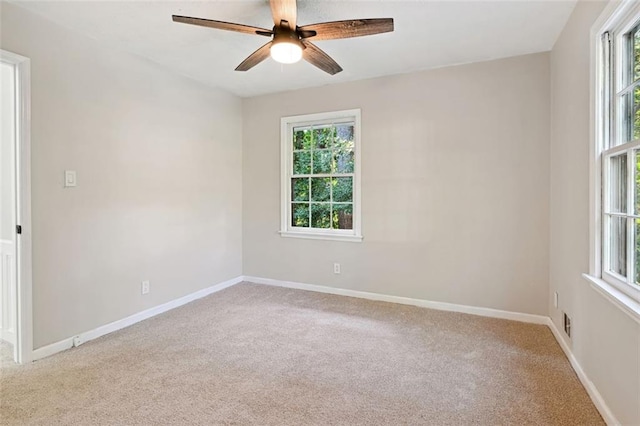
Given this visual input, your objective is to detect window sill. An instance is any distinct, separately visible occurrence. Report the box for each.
[582,273,640,324]
[279,231,363,243]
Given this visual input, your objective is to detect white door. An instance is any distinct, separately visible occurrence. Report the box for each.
[0,60,17,351]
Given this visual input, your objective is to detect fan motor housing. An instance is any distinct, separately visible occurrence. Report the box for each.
[272,25,304,49]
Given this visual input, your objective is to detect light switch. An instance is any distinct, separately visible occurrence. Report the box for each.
[64,170,77,187]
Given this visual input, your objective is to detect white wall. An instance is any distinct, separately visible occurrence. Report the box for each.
[550,1,640,424]
[0,2,243,349]
[243,53,551,316]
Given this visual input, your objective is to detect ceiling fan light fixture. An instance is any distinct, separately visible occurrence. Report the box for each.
[173,0,394,74]
[270,41,303,64]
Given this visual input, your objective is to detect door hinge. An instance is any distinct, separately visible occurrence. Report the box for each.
[16,225,22,235]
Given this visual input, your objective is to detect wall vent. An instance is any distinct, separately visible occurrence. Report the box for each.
[563,312,571,338]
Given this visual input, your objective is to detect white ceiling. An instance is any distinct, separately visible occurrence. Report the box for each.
[11,1,577,97]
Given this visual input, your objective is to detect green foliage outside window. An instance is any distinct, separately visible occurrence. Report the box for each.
[292,203,309,227]
[291,123,355,230]
[629,30,640,140]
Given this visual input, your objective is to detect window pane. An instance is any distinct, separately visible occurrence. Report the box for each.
[336,124,354,142]
[312,150,332,174]
[621,85,640,142]
[634,29,640,82]
[609,216,628,277]
[609,154,627,213]
[312,127,333,149]
[332,177,353,202]
[311,203,331,228]
[334,146,354,174]
[293,151,311,175]
[311,177,331,201]
[294,128,312,150]
[332,203,353,229]
[292,203,309,227]
[291,178,309,202]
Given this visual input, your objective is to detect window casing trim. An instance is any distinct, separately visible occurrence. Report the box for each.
[280,109,363,242]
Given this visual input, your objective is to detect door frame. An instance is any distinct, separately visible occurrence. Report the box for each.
[1,49,32,364]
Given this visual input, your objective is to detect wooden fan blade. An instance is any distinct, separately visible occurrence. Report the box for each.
[235,42,273,71]
[302,41,342,75]
[299,18,394,40]
[270,0,297,29]
[172,15,272,37]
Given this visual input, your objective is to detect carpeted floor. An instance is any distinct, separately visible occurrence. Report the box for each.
[0,282,603,425]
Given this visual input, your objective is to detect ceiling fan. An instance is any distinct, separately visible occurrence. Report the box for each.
[172,0,394,75]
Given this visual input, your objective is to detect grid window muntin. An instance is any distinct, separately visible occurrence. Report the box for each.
[602,16,640,300]
[291,122,354,231]
[612,23,640,148]
[281,110,362,242]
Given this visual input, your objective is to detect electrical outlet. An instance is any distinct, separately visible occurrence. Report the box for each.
[563,312,571,338]
[554,291,558,308]
[141,280,150,295]
[334,263,341,274]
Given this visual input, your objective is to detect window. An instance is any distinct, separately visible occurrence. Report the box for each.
[598,4,640,305]
[280,109,362,242]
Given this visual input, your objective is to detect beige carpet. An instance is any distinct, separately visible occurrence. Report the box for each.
[1,282,603,425]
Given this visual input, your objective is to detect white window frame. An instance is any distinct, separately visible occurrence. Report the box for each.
[587,0,640,324]
[280,109,362,242]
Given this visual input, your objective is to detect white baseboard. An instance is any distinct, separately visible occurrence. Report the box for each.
[32,276,243,361]
[242,276,549,324]
[32,336,73,361]
[546,318,619,426]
